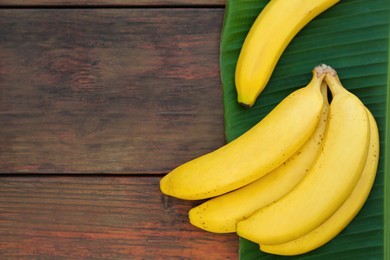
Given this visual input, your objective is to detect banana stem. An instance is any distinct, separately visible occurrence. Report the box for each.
[314,64,333,78]
[323,66,347,96]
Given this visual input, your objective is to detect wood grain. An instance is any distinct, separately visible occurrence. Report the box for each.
[0,9,226,174]
[0,0,225,6]
[0,176,238,259]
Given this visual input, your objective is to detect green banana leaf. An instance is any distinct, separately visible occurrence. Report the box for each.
[219,0,390,259]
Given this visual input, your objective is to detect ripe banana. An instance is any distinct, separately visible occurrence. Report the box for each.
[235,0,340,107]
[188,83,329,233]
[160,66,326,200]
[260,108,379,255]
[236,65,370,245]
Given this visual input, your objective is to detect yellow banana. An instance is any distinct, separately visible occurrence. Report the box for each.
[160,65,327,200]
[235,0,340,107]
[236,65,370,245]
[260,108,379,256]
[188,83,329,233]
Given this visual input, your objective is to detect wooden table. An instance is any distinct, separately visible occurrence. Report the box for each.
[0,1,239,258]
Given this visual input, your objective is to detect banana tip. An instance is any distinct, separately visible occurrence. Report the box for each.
[238,102,253,108]
[237,94,255,108]
[159,176,170,194]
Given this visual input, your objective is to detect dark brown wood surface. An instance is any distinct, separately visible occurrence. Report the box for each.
[0,2,238,259]
[0,0,225,6]
[0,9,225,174]
[0,176,238,259]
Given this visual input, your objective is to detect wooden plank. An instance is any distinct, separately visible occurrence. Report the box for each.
[0,0,225,6]
[0,176,238,259]
[0,9,226,174]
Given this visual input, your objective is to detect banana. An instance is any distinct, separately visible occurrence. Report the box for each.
[188,83,329,233]
[160,65,327,200]
[260,108,379,256]
[236,65,370,245]
[235,0,340,107]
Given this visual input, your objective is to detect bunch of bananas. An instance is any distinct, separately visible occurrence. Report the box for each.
[160,65,379,255]
[160,0,380,256]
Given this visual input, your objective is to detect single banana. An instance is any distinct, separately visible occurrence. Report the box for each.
[260,108,379,256]
[160,65,327,200]
[236,65,370,245]
[188,83,329,233]
[235,0,340,107]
